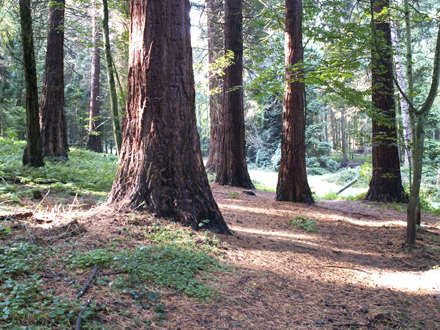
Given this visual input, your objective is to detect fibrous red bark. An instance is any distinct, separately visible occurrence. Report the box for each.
[40,0,68,159]
[276,0,313,204]
[107,0,229,234]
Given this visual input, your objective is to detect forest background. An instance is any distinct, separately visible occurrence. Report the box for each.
[1,0,440,205]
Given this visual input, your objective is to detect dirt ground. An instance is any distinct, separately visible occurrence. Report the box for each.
[159,184,440,330]
[4,183,440,329]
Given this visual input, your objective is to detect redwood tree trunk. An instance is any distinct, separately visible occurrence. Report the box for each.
[276,0,313,204]
[20,0,44,167]
[86,3,103,153]
[366,0,406,202]
[215,0,254,188]
[40,0,68,159]
[107,0,229,234]
[205,0,223,173]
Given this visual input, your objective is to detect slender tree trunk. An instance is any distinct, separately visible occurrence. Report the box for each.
[366,0,406,202]
[107,0,229,234]
[407,24,440,245]
[205,0,223,173]
[102,0,122,157]
[324,102,328,143]
[40,0,68,159]
[19,0,44,167]
[391,24,411,166]
[86,2,103,153]
[341,108,348,163]
[276,0,313,204]
[215,0,254,188]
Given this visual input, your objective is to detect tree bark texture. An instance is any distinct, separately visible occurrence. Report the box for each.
[102,0,122,157]
[86,3,103,153]
[276,0,313,204]
[40,0,68,159]
[215,0,254,188]
[19,0,44,167]
[366,0,406,202]
[107,0,229,234]
[205,0,223,173]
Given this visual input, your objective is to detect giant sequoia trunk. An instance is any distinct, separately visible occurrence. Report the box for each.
[215,0,254,188]
[40,0,68,159]
[276,0,313,204]
[86,3,103,153]
[366,0,406,202]
[205,0,223,173]
[107,0,229,234]
[19,0,44,167]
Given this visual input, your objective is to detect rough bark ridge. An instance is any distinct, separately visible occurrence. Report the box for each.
[20,0,44,167]
[205,0,223,173]
[40,0,68,159]
[215,0,254,189]
[107,0,229,234]
[366,0,406,202]
[86,3,103,153]
[276,0,313,204]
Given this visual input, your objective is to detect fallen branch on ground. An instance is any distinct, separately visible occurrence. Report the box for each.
[77,265,98,299]
[0,212,33,221]
[75,299,92,330]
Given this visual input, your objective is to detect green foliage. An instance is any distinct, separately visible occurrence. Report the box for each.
[287,216,318,232]
[227,190,239,198]
[324,165,370,188]
[0,138,117,196]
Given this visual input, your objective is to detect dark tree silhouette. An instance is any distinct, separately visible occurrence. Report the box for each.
[19,0,44,167]
[86,2,103,153]
[107,0,229,234]
[366,0,406,202]
[205,0,223,173]
[215,0,254,188]
[40,0,68,159]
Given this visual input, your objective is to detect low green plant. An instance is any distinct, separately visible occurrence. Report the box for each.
[287,216,318,232]
[320,191,339,200]
[227,190,239,198]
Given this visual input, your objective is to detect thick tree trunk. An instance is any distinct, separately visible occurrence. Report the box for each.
[40,0,68,159]
[366,0,406,202]
[107,0,229,234]
[19,0,44,167]
[102,0,122,157]
[215,0,254,188]
[205,0,223,173]
[86,3,103,153]
[276,0,313,204]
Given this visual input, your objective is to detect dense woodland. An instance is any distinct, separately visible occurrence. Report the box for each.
[0,0,440,329]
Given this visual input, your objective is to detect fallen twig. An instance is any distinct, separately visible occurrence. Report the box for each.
[77,265,98,299]
[75,299,91,330]
[418,228,440,236]
[33,190,50,214]
[0,212,33,221]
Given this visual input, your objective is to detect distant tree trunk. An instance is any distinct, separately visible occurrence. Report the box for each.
[86,3,103,153]
[341,108,348,163]
[107,0,229,234]
[324,102,328,143]
[366,0,406,202]
[19,0,44,167]
[40,0,68,159]
[205,0,223,173]
[102,0,122,157]
[215,0,254,188]
[276,0,313,204]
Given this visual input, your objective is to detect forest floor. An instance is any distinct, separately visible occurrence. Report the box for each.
[1,183,440,329]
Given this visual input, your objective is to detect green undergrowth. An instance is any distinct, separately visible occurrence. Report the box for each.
[319,191,367,201]
[287,215,319,232]
[0,138,117,204]
[0,218,231,329]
